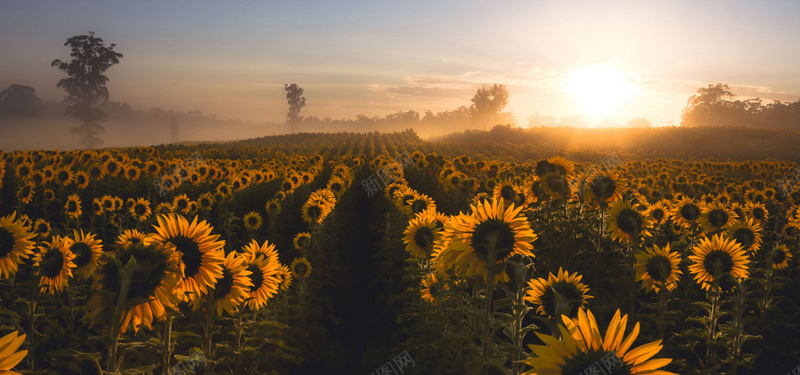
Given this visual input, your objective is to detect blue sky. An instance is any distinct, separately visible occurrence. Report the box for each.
[2,0,799,126]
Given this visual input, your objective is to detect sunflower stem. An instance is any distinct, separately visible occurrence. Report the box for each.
[204,292,216,361]
[161,309,174,374]
[481,240,497,375]
[657,289,667,339]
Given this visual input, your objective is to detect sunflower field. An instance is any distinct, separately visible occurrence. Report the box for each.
[1,131,800,374]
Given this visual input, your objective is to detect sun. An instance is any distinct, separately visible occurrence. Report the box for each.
[564,65,638,119]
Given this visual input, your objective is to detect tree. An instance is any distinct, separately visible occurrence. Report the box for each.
[680,83,737,127]
[469,84,509,129]
[284,83,306,128]
[0,84,43,117]
[51,31,123,149]
[624,117,652,128]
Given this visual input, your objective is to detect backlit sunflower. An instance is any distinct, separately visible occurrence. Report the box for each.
[688,234,750,291]
[204,252,253,316]
[634,244,682,293]
[116,229,149,249]
[293,232,312,251]
[0,212,36,278]
[64,194,82,219]
[0,331,27,375]
[420,272,444,305]
[769,245,792,270]
[291,257,312,279]
[441,198,537,283]
[150,214,225,300]
[34,236,76,294]
[243,211,263,231]
[88,243,181,334]
[33,218,51,239]
[403,214,444,259]
[607,200,650,246]
[525,268,593,318]
[583,171,625,209]
[68,230,103,280]
[725,218,763,253]
[524,308,676,375]
[699,203,735,233]
[128,198,152,222]
[240,240,283,310]
[670,198,702,230]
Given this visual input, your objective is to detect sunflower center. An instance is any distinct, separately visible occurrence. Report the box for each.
[752,207,765,220]
[413,227,435,254]
[0,228,16,258]
[111,245,170,301]
[651,208,665,221]
[428,284,439,295]
[645,255,672,283]
[411,199,428,214]
[306,205,322,219]
[708,209,729,228]
[540,281,585,318]
[680,204,701,221]
[247,264,264,292]
[294,262,308,277]
[58,171,69,182]
[770,248,786,265]
[471,219,516,262]
[40,248,65,278]
[732,228,755,250]
[703,250,735,277]
[170,235,203,278]
[500,185,516,200]
[70,242,93,268]
[590,176,616,200]
[67,201,78,212]
[213,268,234,299]
[36,223,49,234]
[296,236,310,249]
[616,208,642,235]
[546,173,568,194]
[176,199,188,210]
[561,349,631,375]
[248,217,259,227]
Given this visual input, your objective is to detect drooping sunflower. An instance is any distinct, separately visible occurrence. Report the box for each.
[441,198,537,283]
[688,234,750,291]
[699,203,736,233]
[116,229,149,249]
[0,331,28,375]
[725,218,763,254]
[291,257,312,279]
[243,211,263,231]
[129,198,152,222]
[769,245,792,270]
[670,197,702,230]
[525,268,593,318]
[277,264,293,291]
[240,240,283,310]
[524,308,676,375]
[607,199,650,246]
[34,236,76,294]
[203,252,253,316]
[634,244,682,293]
[293,232,312,251]
[403,214,444,259]
[33,218,51,239]
[88,242,181,334]
[0,212,36,278]
[68,230,104,280]
[150,214,225,300]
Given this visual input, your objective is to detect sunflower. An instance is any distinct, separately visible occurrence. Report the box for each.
[172,194,193,215]
[91,198,104,216]
[607,200,650,246]
[670,197,702,230]
[43,189,55,201]
[34,236,76,294]
[63,194,82,220]
[403,214,444,259]
[116,229,149,249]
[744,201,768,225]
[16,182,34,205]
[725,218,763,253]
[406,194,437,216]
[240,240,283,310]
[33,218,51,239]
[88,242,181,334]
[74,171,90,189]
[68,230,104,280]
[441,198,537,283]
[154,202,173,215]
[197,193,215,211]
[644,200,671,227]
[698,203,735,233]
[493,179,522,207]
[129,198,152,222]
[547,156,576,180]
[688,234,750,291]
[0,212,36,278]
[100,195,115,213]
[293,232,312,251]
[291,257,312,279]
[243,211,263,231]
[150,214,225,300]
[201,252,253,316]
[769,245,792,270]
[265,198,282,215]
[525,268,593,318]
[634,244,682,293]
[277,264,293,291]
[55,168,73,186]
[420,272,444,305]
[0,331,27,375]
[583,171,625,209]
[301,200,331,225]
[524,308,676,375]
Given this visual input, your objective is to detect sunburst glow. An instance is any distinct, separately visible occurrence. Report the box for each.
[564,65,638,119]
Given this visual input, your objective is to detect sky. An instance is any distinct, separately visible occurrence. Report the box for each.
[2,0,800,128]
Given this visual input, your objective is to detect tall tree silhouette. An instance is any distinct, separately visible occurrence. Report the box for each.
[285,83,306,131]
[51,31,123,149]
[469,84,509,129]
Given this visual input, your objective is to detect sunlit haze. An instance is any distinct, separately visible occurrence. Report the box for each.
[2,0,800,134]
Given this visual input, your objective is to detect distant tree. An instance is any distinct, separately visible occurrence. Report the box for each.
[285,83,306,127]
[51,31,123,148]
[526,112,557,127]
[681,83,741,127]
[624,117,652,128]
[469,84,509,129]
[0,84,42,117]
